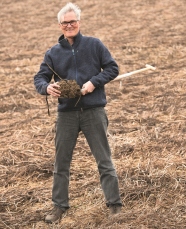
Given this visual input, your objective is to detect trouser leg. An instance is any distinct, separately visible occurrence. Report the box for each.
[81,107,122,206]
[52,112,79,209]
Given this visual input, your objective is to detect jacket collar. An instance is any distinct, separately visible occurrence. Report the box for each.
[58,31,82,48]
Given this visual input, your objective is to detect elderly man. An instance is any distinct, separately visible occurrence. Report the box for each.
[34,2,122,223]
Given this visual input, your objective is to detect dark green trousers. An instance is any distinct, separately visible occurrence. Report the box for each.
[52,107,122,209]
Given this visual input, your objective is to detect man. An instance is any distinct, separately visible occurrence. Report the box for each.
[34,2,122,223]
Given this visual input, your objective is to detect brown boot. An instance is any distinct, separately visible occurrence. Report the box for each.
[45,206,66,223]
[109,205,122,215]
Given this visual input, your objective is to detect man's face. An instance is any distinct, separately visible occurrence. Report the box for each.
[59,11,80,39]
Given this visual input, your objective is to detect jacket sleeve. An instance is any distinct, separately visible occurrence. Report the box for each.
[89,39,119,87]
[34,50,54,95]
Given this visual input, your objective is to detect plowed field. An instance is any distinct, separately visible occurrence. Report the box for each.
[1,0,186,228]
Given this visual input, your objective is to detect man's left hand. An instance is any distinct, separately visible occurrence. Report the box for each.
[81,81,95,95]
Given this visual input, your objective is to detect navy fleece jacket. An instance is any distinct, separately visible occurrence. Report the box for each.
[34,31,119,111]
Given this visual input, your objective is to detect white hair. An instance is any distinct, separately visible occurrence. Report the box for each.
[57,2,81,23]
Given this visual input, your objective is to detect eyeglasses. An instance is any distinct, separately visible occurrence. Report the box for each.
[60,20,79,27]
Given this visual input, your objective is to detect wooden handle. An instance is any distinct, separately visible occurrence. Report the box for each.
[113,64,156,81]
[81,64,156,94]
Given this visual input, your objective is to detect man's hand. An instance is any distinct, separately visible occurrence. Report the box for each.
[47,83,61,97]
[81,81,95,95]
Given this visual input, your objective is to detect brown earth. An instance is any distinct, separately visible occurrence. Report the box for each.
[0,0,186,228]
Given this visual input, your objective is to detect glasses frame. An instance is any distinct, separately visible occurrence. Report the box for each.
[60,20,79,27]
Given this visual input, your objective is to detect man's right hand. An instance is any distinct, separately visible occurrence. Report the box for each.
[47,83,61,97]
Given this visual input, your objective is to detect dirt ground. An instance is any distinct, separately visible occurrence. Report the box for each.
[1,0,186,228]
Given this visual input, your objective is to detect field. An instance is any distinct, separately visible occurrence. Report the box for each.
[1,0,186,228]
